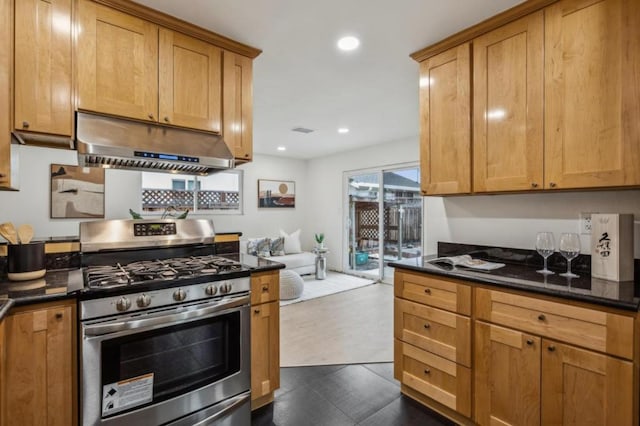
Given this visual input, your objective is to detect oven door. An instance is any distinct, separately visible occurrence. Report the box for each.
[80,294,250,426]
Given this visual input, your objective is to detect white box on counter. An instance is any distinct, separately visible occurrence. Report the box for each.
[591,213,634,282]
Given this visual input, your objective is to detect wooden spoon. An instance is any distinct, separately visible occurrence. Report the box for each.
[0,222,18,245]
[17,224,34,244]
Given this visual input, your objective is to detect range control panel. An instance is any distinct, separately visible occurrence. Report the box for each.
[133,222,177,236]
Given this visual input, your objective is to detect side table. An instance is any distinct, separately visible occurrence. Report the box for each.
[313,247,329,280]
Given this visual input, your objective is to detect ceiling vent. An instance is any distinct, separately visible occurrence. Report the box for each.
[291,127,314,134]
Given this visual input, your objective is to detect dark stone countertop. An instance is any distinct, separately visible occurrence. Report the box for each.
[0,269,84,307]
[389,255,640,311]
[0,298,14,321]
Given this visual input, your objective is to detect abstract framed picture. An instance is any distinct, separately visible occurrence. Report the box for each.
[50,164,105,218]
[258,179,295,208]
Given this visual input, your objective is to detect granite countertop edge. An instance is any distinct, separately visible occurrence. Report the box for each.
[0,299,14,321]
[390,260,640,312]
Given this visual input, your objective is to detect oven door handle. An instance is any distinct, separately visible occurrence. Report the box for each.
[83,295,249,336]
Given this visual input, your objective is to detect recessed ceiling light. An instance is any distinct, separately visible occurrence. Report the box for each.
[337,36,360,51]
[277,146,286,151]
[338,127,349,134]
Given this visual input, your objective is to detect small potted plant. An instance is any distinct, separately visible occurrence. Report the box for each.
[314,233,325,249]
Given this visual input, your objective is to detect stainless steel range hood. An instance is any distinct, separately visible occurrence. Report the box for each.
[74,111,234,175]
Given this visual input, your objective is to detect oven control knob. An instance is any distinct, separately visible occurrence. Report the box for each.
[205,285,217,296]
[173,288,187,302]
[219,283,232,294]
[116,297,131,312]
[136,294,151,308]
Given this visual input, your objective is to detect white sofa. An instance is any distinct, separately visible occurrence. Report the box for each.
[240,239,315,275]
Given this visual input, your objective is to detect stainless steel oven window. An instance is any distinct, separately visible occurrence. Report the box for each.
[81,296,250,426]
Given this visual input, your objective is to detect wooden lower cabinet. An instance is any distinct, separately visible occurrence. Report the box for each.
[2,299,76,426]
[250,270,280,410]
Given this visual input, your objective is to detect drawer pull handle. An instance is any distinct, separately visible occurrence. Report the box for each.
[538,314,546,321]
[526,339,534,346]
[423,323,430,329]
[262,285,269,292]
[549,182,557,188]
[148,113,155,120]
[531,182,538,188]
[254,309,260,314]
[164,116,170,123]
[22,121,30,129]
[548,345,556,352]
[55,312,63,320]
[424,368,431,375]
[424,288,431,295]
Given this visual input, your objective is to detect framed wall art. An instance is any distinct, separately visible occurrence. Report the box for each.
[258,179,295,208]
[50,164,105,218]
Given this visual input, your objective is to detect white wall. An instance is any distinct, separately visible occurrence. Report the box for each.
[424,191,640,257]
[0,146,308,241]
[305,137,419,270]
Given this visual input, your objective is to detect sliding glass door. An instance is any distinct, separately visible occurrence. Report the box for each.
[345,165,422,283]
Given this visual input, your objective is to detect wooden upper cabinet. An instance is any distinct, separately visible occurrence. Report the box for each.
[223,51,253,161]
[474,321,541,426]
[159,29,222,132]
[541,339,633,425]
[14,0,72,136]
[77,0,158,122]
[419,43,471,195]
[0,0,11,188]
[473,12,544,192]
[544,0,640,189]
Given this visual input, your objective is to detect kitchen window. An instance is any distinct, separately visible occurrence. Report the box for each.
[141,170,243,215]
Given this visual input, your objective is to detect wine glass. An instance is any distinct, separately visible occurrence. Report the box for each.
[535,232,555,274]
[559,233,581,278]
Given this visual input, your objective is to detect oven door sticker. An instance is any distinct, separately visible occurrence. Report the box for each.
[102,373,154,416]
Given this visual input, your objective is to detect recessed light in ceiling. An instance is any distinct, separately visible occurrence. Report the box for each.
[338,127,349,134]
[291,127,314,134]
[277,146,286,151]
[337,36,360,51]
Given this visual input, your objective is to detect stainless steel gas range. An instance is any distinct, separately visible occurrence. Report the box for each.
[78,219,251,426]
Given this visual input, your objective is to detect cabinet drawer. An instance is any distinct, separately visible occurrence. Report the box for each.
[394,340,471,417]
[251,271,279,305]
[476,288,634,360]
[394,298,471,367]
[395,270,471,315]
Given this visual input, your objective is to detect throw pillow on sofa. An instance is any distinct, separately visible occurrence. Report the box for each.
[270,237,285,256]
[247,237,271,257]
[279,229,302,254]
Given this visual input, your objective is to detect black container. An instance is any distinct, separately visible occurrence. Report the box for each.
[7,242,46,281]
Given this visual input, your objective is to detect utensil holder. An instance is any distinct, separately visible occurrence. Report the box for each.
[7,242,46,281]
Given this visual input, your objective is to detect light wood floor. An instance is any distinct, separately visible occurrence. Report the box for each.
[280,283,394,367]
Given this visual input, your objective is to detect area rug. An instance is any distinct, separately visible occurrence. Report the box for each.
[280,271,376,306]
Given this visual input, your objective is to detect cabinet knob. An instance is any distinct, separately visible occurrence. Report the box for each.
[538,314,546,321]
[148,113,155,120]
[244,154,250,158]
[531,182,538,188]
[22,121,29,129]
[549,182,557,188]
[424,288,431,295]
[55,312,63,320]
[0,173,6,178]
[424,368,431,375]
[548,345,556,352]
[423,323,431,329]
[262,285,269,292]
[254,309,260,314]
[164,116,170,123]
[526,339,534,346]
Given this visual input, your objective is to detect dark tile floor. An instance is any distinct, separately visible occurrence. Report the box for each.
[251,363,456,426]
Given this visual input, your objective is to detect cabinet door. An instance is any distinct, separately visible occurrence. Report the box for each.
[474,321,541,426]
[541,339,633,426]
[0,0,11,188]
[473,12,543,192]
[159,29,222,132]
[251,300,280,404]
[419,43,471,195]
[544,0,640,189]
[4,301,75,426]
[77,0,158,121]
[14,0,72,136]
[223,51,253,161]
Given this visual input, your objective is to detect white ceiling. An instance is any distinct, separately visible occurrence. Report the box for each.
[135,0,524,159]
